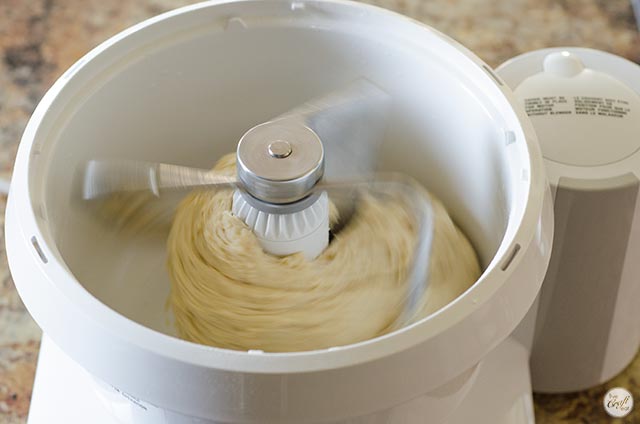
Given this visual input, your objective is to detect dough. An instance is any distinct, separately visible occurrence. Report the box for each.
[167,154,480,352]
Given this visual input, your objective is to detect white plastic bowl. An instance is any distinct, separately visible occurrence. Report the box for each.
[6,1,553,422]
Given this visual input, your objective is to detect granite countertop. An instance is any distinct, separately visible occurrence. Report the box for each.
[1,0,639,423]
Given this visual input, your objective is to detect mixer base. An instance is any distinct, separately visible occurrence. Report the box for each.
[27,335,534,423]
[28,336,114,424]
[447,337,535,424]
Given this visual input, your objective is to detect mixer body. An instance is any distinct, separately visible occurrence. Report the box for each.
[6,0,553,422]
[498,48,640,394]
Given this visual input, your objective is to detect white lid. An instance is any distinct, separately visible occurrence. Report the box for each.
[511,50,640,167]
[497,48,640,188]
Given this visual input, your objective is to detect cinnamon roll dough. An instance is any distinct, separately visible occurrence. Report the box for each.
[167,154,480,352]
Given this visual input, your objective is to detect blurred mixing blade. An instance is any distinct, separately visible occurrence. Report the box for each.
[278,79,390,182]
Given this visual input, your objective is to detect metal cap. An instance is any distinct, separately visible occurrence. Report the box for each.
[237,120,324,204]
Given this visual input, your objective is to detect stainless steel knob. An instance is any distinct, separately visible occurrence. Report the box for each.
[236,119,324,204]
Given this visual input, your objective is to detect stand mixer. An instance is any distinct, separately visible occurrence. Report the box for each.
[5,0,554,422]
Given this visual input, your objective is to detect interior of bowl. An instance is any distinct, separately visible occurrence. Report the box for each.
[30,1,529,340]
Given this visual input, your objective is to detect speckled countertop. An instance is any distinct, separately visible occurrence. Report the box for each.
[1,1,639,423]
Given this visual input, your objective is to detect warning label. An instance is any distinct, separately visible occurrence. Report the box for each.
[524,96,631,119]
[524,96,571,116]
[574,97,631,118]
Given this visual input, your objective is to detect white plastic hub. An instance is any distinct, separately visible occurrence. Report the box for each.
[231,190,329,260]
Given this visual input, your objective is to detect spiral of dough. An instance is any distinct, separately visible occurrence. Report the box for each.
[167,154,480,352]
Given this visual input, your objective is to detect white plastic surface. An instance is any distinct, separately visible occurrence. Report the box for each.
[6,0,553,422]
[514,50,640,167]
[29,335,534,424]
[231,190,329,260]
[447,337,535,424]
[497,47,640,189]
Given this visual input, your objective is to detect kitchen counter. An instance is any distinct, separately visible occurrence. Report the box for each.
[1,0,639,422]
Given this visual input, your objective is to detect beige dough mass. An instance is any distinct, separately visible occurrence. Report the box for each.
[167,154,480,352]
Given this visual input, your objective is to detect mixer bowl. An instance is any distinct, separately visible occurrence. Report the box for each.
[6,0,553,422]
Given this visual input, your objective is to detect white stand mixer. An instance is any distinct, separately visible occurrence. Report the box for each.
[6,1,554,422]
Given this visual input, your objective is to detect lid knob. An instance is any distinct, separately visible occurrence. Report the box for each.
[543,51,585,77]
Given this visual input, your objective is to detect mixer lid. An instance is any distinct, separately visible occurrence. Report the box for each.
[498,48,640,168]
